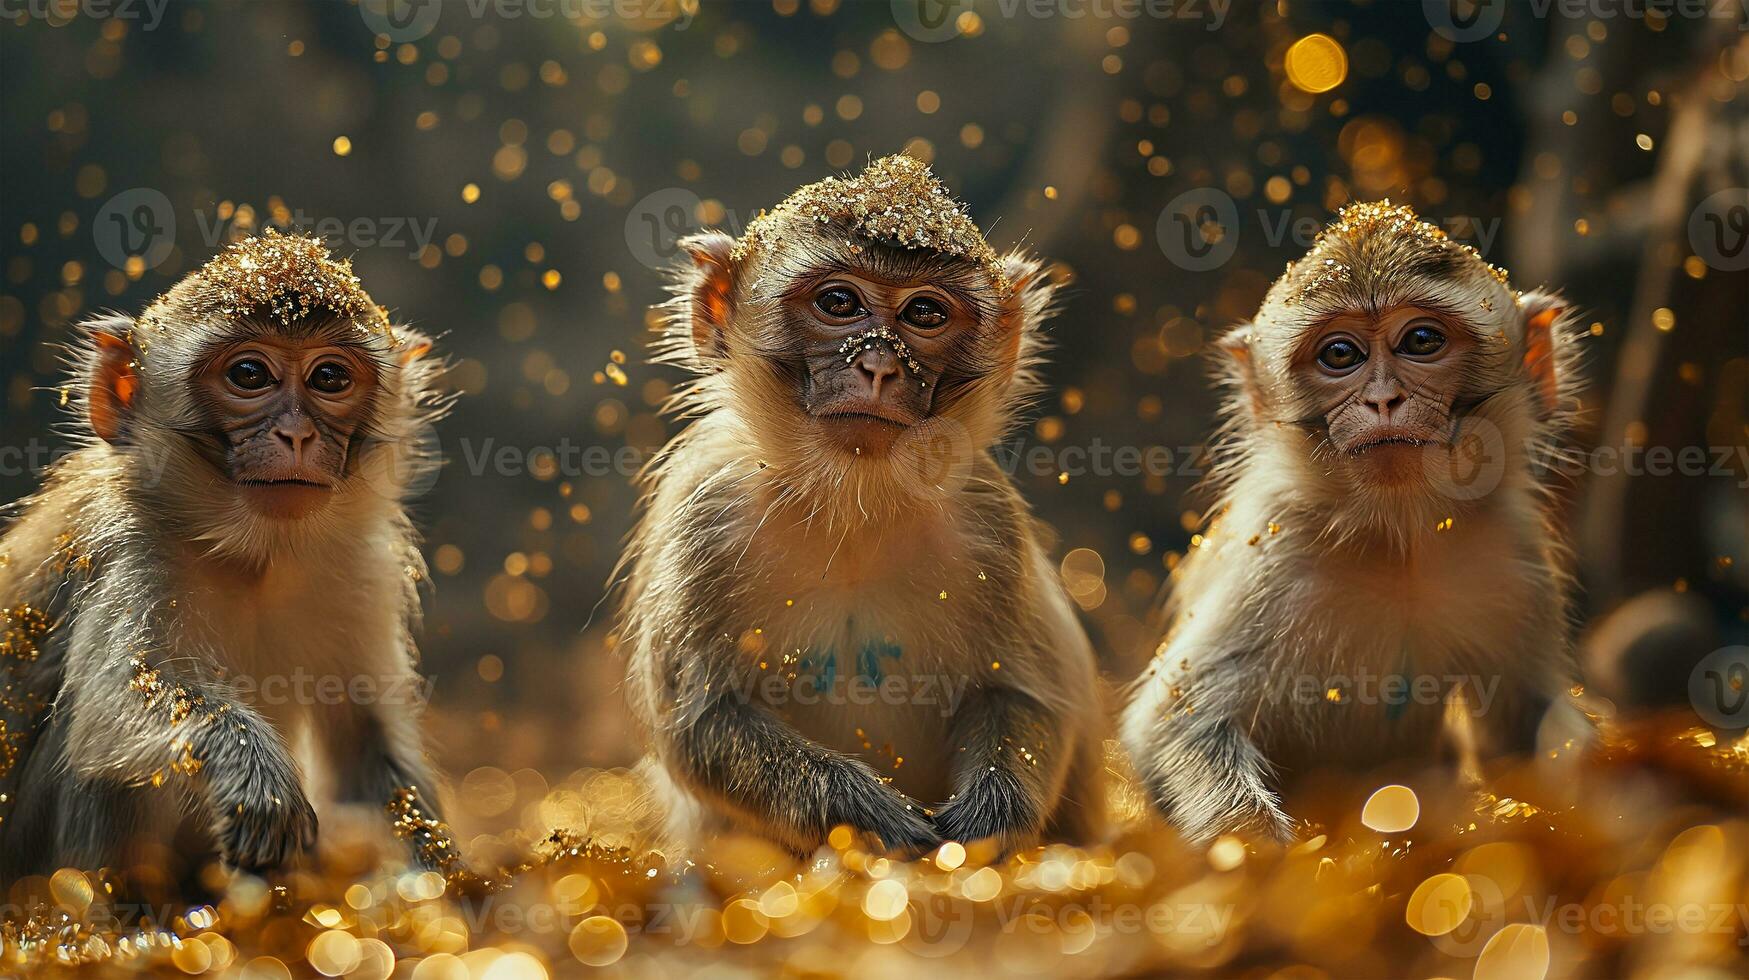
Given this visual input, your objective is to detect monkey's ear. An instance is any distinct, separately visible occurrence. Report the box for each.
[679,231,736,359]
[87,321,140,445]
[999,251,1064,328]
[395,328,435,365]
[1518,290,1569,418]
[1215,326,1265,416]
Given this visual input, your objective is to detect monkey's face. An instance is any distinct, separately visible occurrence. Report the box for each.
[787,272,964,456]
[1296,306,1473,482]
[192,335,381,520]
[675,227,1056,504]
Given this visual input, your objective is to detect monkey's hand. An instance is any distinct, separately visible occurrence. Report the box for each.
[933,765,1045,852]
[822,759,941,855]
[1132,714,1296,847]
[935,687,1064,853]
[209,752,319,872]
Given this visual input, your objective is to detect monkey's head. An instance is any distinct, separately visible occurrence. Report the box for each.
[1220,201,1578,509]
[75,231,447,558]
[661,154,1060,503]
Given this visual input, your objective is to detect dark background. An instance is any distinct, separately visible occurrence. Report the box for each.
[3,0,1744,794]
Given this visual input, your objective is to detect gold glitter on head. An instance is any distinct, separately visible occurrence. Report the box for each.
[138,228,393,338]
[732,154,1010,292]
[1282,200,1513,308]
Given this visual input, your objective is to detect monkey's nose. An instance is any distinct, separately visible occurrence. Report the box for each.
[272,414,319,459]
[854,348,901,399]
[1361,373,1407,422]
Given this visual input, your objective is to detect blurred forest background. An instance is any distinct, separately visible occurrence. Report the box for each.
[1,0,1744,808]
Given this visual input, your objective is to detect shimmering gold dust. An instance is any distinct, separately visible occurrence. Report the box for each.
[1283,200,1513,308]
[732,154,1010,292]
[138,229,392,338]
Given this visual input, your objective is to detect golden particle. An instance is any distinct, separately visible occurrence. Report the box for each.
[1284,34,1348,94]
[731,154,1010,293]
[1405,873,1472,936]
[1474,923,1551,980]
[1207,835,1246,871]
[1361,784,1421,833]
[138,230,391,339]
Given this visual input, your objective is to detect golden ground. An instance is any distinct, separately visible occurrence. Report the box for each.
[3,715,1745,979]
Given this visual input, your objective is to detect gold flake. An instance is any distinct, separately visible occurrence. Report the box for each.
[730,154,1010,292]
[138,228,393,339]
[1282,200,1515,307]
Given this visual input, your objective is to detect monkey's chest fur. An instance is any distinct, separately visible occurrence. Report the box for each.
[173,550,414,798]
[1187,512,1561,779]
[731,525,1004,807]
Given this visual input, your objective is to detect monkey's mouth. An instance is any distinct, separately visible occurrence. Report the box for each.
[1349,435,1431,453]
[816,411,913,456]
[236,479,336,519]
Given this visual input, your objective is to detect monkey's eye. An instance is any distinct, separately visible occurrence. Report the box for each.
[814,287,865,320]
[900,297,950,332]
[1398,323,1447,357]
[308,362,353,395]
[1316,338,1366,372]
[226,359,275,391]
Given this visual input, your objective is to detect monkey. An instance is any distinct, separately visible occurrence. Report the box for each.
[1120,202,1587,844]
[0,231,453,887]
[619,154,1106,857]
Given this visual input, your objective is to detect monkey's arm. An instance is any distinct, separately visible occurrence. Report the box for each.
[62,598,317,872]
[933,686,1075,851]
[1120,660,1294,845]
[660,692,940,854]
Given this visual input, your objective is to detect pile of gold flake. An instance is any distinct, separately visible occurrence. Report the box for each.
[731,154,1011,293]
[136,229,392,340]
[2,715,1744,978]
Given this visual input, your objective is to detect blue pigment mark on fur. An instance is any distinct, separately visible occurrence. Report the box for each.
[1385,648,1413,721]
[797,648,838,690]
[857,638,903,683]
[797,624,903,687]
